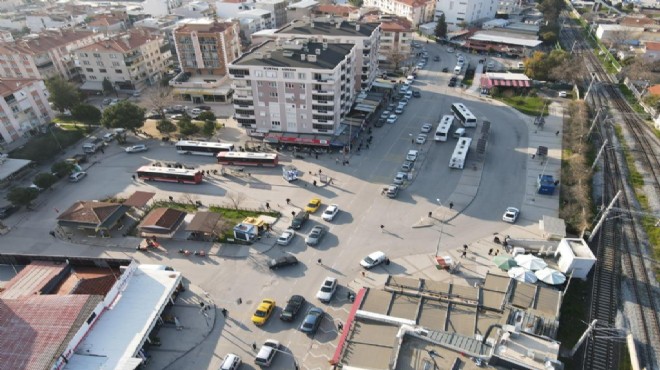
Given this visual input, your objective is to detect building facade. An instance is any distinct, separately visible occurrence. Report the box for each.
[363,0,435,26]
[434,0,499,30]
[270,18,380,92]
[0,30,104,81]
[228,39,356,135]
[237,8,275,31]
[0,79,54,145]
[254,0,288,27]
[372,15,413,60]
[76,30,171,92]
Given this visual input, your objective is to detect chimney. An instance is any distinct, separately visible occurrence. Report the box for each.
[307,54,316,62]
[356,23,360,31]
[301,53,306,61]
[315,48,320,55]
[336,20,341,29]
[322,42,327,50]
[310,21,315,28]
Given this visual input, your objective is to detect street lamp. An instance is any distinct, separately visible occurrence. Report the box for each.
[434,198,448,257]
[270,347,299,370]
[427,349,442,369]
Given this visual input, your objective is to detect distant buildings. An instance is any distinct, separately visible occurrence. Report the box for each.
[228,39,356,135]
[434,0,499,30]
[76,30,171,92]
[362,0,435,26]
[0,79,54,144]
[254,0,288,27]
[363,15,413,60]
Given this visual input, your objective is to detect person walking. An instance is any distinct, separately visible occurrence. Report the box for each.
[338,322,344,331]
[221,308,228,317]
[131,175,136,181]
[380,224,385,233]
[428,211,432,218]
[265,202,270,210]
[252,342,257,351]
[488,248,493,256]
[461,250,467,258]
[494,250,499,256]
[317,258,323,265]
[449,202,454,210]
[286,198,291,205]
[291,211,296,217]
[313,180,317,187]
[555,130,560,136]
[463,244,468,252]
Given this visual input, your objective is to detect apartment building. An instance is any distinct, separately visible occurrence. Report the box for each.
[363,14,413,58]
[254,0,288,27]
[0,29,103,81]
[269,18,380,92]
[435,0,499,30]
[0,79,54,145]
[228,39,356,135]
[363,0,435,27]
[237,8,275,31]
[77,30,171,92]
[170,19,241,103]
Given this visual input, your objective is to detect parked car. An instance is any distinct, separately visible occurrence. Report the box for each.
[68,171,87,182]
[421,123,433,133]
[433,56,440,61]
[276,229,295,245]
[305,225,326,246]
[268,255,299,269]
[502,207,520,223]
[0,205,19,220]
[386,184,400,198]
[360,251,387,269]
[380,110,391,119]
[442,67,449,73]
[251,299,276,326]
[196,105,212,111]
[322,204,339,221]
[394,107,404,115]
[558,91,567,98]
[102,132,115,142]
[406,150,419,162]
[126,144,148,153]
[254,339,280,367]
[416,134,427,144]
[316,277,338,303]
[401,161,414,172]
[220,354,242,370]
[412,91,421,98]
[290,211,309,229]
[304,198,322,213]
[280,295,306,321]
[300,307,324,334]
[386,115,398,124]
[393,172,409,185]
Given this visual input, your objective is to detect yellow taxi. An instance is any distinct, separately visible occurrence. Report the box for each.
[304,198,322,213]
[251,299,276,326]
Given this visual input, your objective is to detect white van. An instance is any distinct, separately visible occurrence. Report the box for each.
[453,128,466,139]
[454,65,462,74]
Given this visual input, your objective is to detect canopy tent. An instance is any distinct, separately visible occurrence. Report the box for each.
[507,267,538,283]
[493,255,518,271]
[514,254,548,271]
[535,268,566,285]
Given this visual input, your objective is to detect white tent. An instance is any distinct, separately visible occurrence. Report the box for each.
[508,267,538,283]
[535,268,566,285]
[514,254,548,271]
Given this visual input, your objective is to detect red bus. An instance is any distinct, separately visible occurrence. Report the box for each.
[136,166,203,184]
[217,152,279,167]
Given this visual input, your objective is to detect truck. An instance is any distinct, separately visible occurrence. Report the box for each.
[283,165,298,182]
[82,137,104,153]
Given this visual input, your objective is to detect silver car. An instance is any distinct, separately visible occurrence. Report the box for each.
[305,225,326,246]
[401,161,414,172]
[393,172,408,185]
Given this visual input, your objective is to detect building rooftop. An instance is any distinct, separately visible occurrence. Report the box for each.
[64,265,182,370]
[0,29,97,55]
[312,4,357,17]
[78,30,160,54]
[238,8,272,16]
[175,18,236,33]
[470,32,543,48]
[277,18,379,38]
[139,207,187,231]
[0,157,31,183]
[0,260,67,299]
[286,0,318,9]
[0,78,40,97]
[57,201,124,226]
[232,39,354,70]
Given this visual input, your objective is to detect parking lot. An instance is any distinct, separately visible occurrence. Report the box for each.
[0,40,534,370]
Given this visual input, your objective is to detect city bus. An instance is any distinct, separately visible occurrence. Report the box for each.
[217,152,279,167]
[136,166,203,184]
[449,137,472,169]
[175,140,235,156]
[450,103,477,127]
[434,115,454,142]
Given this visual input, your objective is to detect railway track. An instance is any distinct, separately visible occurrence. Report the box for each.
[560,17,660,370]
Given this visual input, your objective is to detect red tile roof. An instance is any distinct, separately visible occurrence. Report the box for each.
[620,16,655,27]
[57,201,123,226]
[139,207,186,231]
[313,4,357,16]
[647,84,660,96]
[78,29,159,54]
[645,41,660,51]
[0,29,97,55]
[0,294,102,370]
[88,14,126,28]
[380,17,413,32]
[0,261,67,299]
[0,78,40,97]
[124,191,156,208]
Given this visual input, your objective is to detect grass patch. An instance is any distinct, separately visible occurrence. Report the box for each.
[462,68,475,87]
[9,127,84,163]
[557,280,589,368]
[152,200,199,213]
[495,95,549,116]
[208,206,281,240]
[617,84,648,116]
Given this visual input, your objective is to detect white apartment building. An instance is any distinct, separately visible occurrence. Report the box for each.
[77,30,171,92]
[237,8,275,30]
[363,0,435,26]
[254,0,288,27]
[365,15,413,58]
[435,0,499,30]
[0,79,54,145]
[142,0,183,17]
[0,30,104,81]
[268,18,381,92]
[228,39,356,135]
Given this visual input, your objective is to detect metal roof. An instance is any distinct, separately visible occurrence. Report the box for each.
[469,33,543,48]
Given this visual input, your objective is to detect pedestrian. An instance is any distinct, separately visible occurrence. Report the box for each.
[366,144,370,149]
[412,138,415,144]
[342,161,346,166]
[554,180,560,186]
[169,195,174,202]
[361,271,366,277]
[313,180,317,186]
[131,175,136,181]
[428,211,432,218]
[317,258,322,265]
[461,250,467,258]
[346,160,349,165]
[463,244,468,252]
[449,202,454,210]
[286,198,291,205]
[49,231,56,238]
[338,322,344,331]
[315,153,318,159]
[100,147,105,154]
[532,154,536,159]
[495,250,499,256]
[221,308,228,317]
[265,202,270,210]
[380,224,385,232]
[329,178,333,185]
[488,248,493,256]
[291,211,296,217]
[319,169,322,174]
[252,342,257,350]
[385,258,390,265]
[309,171,313,175]
[555,130,560,136]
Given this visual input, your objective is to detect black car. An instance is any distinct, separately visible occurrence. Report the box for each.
[448,81,456,87]
[280,295,306,321]
[412,91,421,98]
[290,211,309,229]
[196,105,212,111]
[268,255,299,269]
[0,205,19,219]
[442,67,449,73]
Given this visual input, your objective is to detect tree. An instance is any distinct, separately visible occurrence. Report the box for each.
[72,104,102,128]
[141,84,175,122]
[156,119,176,135]
[33,172,58,190]
[45,77,80,113]
[177,116,199,136]
[6,187,39,208]
[51,161,75,178]
[434,14,448,40]
[202,119,216,137]
[196,111,216,121]
[226,191,246,209]
[386,49,408,72]
[524,50,568,81]
[102,77,115,96]
[550,56,585,84]
[100,101,146,142]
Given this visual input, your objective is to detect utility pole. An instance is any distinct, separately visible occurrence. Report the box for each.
[569,320,598,357]
[588,190,621,242]
[590,139,609,171]
[587,109,604,138]
[585,73,597,101]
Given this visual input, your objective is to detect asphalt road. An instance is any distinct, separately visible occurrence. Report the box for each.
[1,42,529,370]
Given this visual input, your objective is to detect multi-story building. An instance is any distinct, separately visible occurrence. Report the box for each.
[0,29,104,81]
[267,18,380,92]
[228,39,356,135]
[434,0,498,30]
[364,15,413,59]
[363,0,435,27]
[170,18,241,103]
[0,79,54,145]
[254,0,288,27]
[237,8,275,31]
[76,30,171,92]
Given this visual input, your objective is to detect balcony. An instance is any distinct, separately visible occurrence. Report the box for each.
[312,118,334,125]
[312,89,333,95]
[311,98,333,105]
[234,112,255,119]
[233,99,254,107]
[169,72,227,89]
[312,109,333,115]
[124,51,144,66]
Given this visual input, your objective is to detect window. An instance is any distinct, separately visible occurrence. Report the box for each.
[255,70,263,77]
[80,52,88,58]
[298,72,306,80]
[283,71,294,79]
[82,61,90,65]
[93,53,101,58]
[112,61,120,67]
[110,54,117,59]
[269,92,278,97]
[268,82,276,87]
[86,68,93,72]
[89,75,97,80]
[96,61,104,67]
[257,81,263,86]
[265,71,276,78]
[115,69,122,74]
[285,83,295,89]
[99,68,107,73]
[271,120,281,127]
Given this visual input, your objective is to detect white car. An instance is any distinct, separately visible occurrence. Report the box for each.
[393,172,409,185]
[69,171,87,182]
[558,91,567,98]
[316,277,338,303]
[102,132,115,142]
[380,110,391,119]
[219,353,241,370]
[322,204,339,221]
[421,123,433,133]
[125,144,148,153]
[394,107,404,115]
[447,47,455,53]
[416,134,427,144]
[406,75,415,82]
[386,115,398,124]
[360,251,387,269]
[276,229,295,245]
[406,150,419,162]
[502,207,520,223]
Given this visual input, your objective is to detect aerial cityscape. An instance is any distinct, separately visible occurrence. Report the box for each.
[0,0,658,369]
